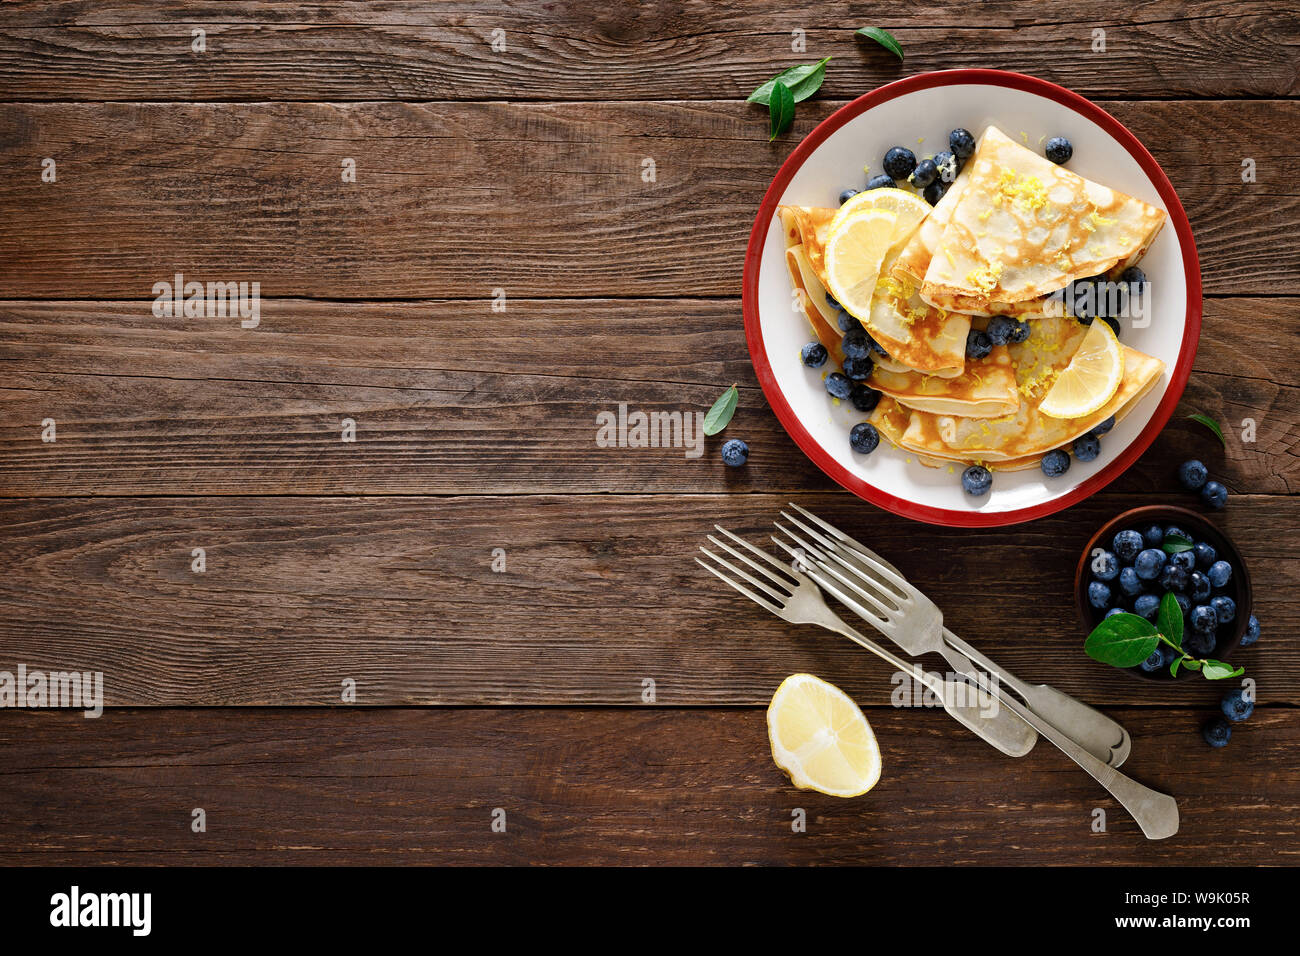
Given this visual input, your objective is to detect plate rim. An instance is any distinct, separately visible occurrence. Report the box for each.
[741,68,1202,527]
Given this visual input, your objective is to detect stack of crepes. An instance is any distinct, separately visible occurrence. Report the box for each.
[779,125,1169,472]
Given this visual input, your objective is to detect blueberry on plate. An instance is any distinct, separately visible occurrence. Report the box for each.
[949,127,977,160]
[1241,614,1260,646]
[1193,540,1217,569]
[866,172,895,191]
[1174,592,1191,616]
[1178,458,1208,491]
[1040,448,1070,477]
[965,329,992,360]
[933,150,960,183]
[961,464,992,497]
[825,372,853,400]
[720,438,748,467]
[1105,607,1126,618]
[1141,523,1164,547]
[1073,433,1101,462]
[843,354,874,381]
[1088,581,1113,610]
[837,311,856,332]
[850,382,882,412]
[1112,529,1143,562]
[1091,415,1116,436]
[1188,570,1212,601]
[800,342,828,368]
[842,328,872,359]
[910,158,939,188]
[1119,265,1146,286]
[1202,718,1232,748]
[1169,550,1195,573]
[986,315,1028,346]
[1158,563,1188,593]
[1221,688,1254,722]
[824,292,844,312]
[1207,560,1232,589]
[882,146,916,180]
[1092,550,1119,581]
[1045,136,1073,164]
[1210,594,1236,624]
[1138,648,1165,673]
[838,188,859,205]
[922,179,947,205]
[1190,603,1218,633]
[1185,627,1215,656]
[1201,479,1228,510]
[849,422,880,454]
[1118,566,1142,596]
[1134,548,1165,581]
[1133,593,1159,620]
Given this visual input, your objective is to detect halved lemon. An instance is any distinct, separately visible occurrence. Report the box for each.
[831,187,930,247]
[767,673,882,798]
[823,207,898,321]
[1039,320,1124,419]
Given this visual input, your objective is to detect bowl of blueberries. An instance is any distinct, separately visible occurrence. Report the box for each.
[1074,504,1252,680]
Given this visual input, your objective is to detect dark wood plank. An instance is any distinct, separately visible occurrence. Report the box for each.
[1,1,1296,101]
[0,298,1294,495]
[1,707,1294,864]
[0,101,1295,299]
[0,492,1290,705]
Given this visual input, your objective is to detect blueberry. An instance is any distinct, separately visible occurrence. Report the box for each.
[1112,529,1144,562]
[1158,563,1188,593]
[1210,595,1236,624]
[1207,560,1232,589]
[1174,592,1191,616]
[1138,648,1164,673]
[1188,570,1212,602]
[1118,566,1143,596]
[1164,524,1188,542]
[836,311,856,332]
[1169,550,1195,573]
[1105,607,1126,619]
[949,128,976,160]
[965,329,992,360]
[824,292,844,312]
[922,179,947,205]
[882,146,917,180]
[867,334,890,357]
[720,439,748,467]
[1202,718,1232,748]
[1100,316,1121,339]
[1119,265,1146,286]
[1141,524,1164,547]
[1241,615,1260,646]
[1073,434,1101,462]
[1178,459,1208,491]
[842,328,872,359]
[843,354,874,381]
[800,342,828,368]
[961,464,992,497]
[1040,449,1070,477]
[1133,593,1159,620]
[825,372,852,399]
[1185,627,1215,656]
[838,188,859,205]
[866,172,895,191]
[1191,603,1218,633]
[1088,581,1113,610]
[986,315,1028,346]
[849,422,880,454]
[1201,480,1228,510]
[1221,688,1254,722]
[910,158,939,188]
[1045,136,1073,164]
[1193,541,1217,569]
[1134,548,1165,581]
[1091,415,1116,436]
[849,383,882,412]
[1092,550,1119,581]
[933,150,960,183]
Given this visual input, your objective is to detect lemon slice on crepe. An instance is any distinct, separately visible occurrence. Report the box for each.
[767,674,882,797]
[823,207,898,320]
[832,187,930,247]
[1039,319,1125,419]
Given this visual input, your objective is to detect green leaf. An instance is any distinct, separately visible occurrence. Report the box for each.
[1084,613,1161,668]
[1202,660,1245,680]
[1169,656,1182,677]
[1162,530,1194,554]
[1182,658,1203,671]
[1157,591,1184,647]
[703,385,739,436]
[747,56,832,106]
[768,81,795,142]
[1188,412,1226,448]
[855,27,904,62]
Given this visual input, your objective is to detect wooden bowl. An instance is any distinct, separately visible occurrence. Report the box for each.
[1074,504,1252,680]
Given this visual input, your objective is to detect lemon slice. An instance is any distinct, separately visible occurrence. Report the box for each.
[1039,320,1124,419]
[767,674,882,798]
[823,207,898,321]
[831,187,930,247]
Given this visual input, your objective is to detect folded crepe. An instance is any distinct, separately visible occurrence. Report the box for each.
[917,126,1166,314]
[869,314,1165,466]
[870,344,1020,419]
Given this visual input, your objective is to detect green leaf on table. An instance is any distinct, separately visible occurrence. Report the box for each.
[855,27,904,61]
[1084,612,1161,668]
[768,81,796,141]
[748,56,832,106]
[1188,412,1226,448]
[1156,591,1184,647]
[703,384,739,436]
[1162,530,1194,554]
[1202,660,1245,680]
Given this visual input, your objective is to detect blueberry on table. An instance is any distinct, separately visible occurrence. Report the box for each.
[922,179,947,205]
[838,187,859,205]
[1133,593,1159,620]
[882,146,917,180]
[1174,592,1191,616]
[800,342,829,368]
[1178,458,1208,491]
[965,329,992,359]
[1141,523,1165,547]
[1138,648,1165,673]
[1092,550,1119,581]
[1158,563,1188,593]
[1202,718,1232,748]
[1188,570,1212,602]
[1169,550,1195,573]
[1072,433,1101,462]
[1040,448,1069,477]
[1134,548,1165,581]
[1118,566,1143,596]
[1221,688,1254,722]
[849,422,880,454]
[1091,415,1116,436]
[1201,479,1228,510]
[986,315,1027,346]
[1045,136,1073,164]
[961,465,992,497]
[866,173,895,191]
[1112,529,1144,562]
[842,328,872,359]
[1207,560,1232,589]
[1119,265,1146,286]
[1190,603,1219,633]
[1241,615,1261,646]
[1210,594,1236,624]
[720,439,748,467]
[1193,540,1217,569]
[1088,581,1113,610]
[825,372,853,399]
[850,383,882,412]
[949,127,976,160]
[843,355,874,381]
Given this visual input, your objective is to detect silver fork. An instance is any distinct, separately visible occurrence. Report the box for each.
[773,507,1177,841]
[697,526,1038,759]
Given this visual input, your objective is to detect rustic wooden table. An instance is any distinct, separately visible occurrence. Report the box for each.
[0,2,1296,866]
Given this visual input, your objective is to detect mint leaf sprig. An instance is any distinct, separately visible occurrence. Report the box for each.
[748,56,831,142]
[703,384,739,435]
[1084,592,1244,680]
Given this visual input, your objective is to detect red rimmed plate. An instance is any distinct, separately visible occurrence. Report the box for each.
[743,69,1201,526]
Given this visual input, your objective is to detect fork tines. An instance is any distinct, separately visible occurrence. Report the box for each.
[695,525,799,611]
